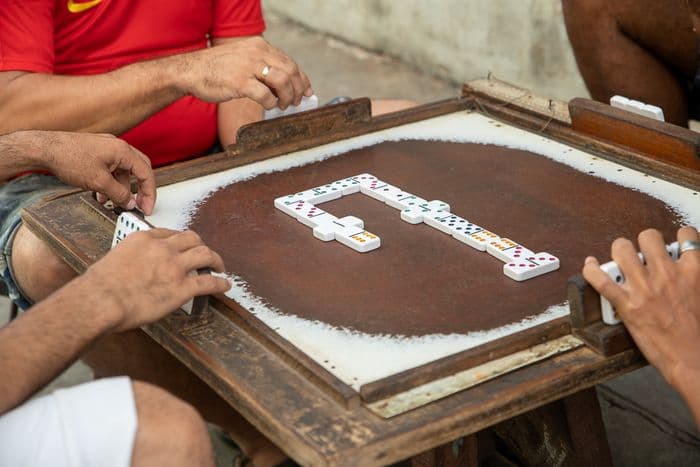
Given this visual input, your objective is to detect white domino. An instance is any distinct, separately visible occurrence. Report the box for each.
[641,104,665,121]
[112,212,151,248]
[424,212,471,235]
[313,216,364,241]
[454,229,499,251]
[503,252,560,281]
[299,185,343,204]
[330,177,361,195]
[385,193,427,210]
[293,201,337,228]
[666,241,680,260]
[334,225,380,253]
[362,183,405,203]
[353,173,381,187]
[263,94,319,120]
[274,195,307,218]
[486,238,534,263]
[450,222,484,241]
[357,176,389,199]
[609,95,665,122]
[600,261,624,325]
[610,95,630,111]
[400,200,450,224]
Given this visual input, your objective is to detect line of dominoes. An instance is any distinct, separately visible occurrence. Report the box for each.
[274,173,560,281]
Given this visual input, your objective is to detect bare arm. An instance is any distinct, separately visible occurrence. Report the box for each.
[0,63,182,135]
[583,227,700,426]
[212,36,312,148]
[0,229,229,415]
[0,131,157,214]
[0,37,310,136]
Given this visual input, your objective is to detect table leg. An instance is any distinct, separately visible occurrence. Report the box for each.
[563,387,613,467]
[409,434,478,467]
[491,387,612,467]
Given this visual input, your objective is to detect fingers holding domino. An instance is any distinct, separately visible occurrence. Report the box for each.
[583,255,629,309]
[583,226,699,323]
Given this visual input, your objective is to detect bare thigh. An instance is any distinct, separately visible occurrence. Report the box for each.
[11,224,76,304]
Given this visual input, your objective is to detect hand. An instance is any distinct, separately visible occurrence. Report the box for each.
[174,36,313,110]
[582,227,700,392]
[82,229,230,332]
[35,131,157,215]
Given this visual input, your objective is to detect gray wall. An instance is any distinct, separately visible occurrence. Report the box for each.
[264,0,589,101]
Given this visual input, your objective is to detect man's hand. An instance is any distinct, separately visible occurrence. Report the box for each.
[582,227,700,393]
[83,229,230,332]
[172,36,313,111]
[30,131,157,215]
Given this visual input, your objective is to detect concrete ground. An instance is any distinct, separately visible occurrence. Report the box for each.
[2,11,698,466]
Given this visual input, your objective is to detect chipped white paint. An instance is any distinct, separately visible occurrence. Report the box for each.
[149,112,699,390]
[366,335,584,418]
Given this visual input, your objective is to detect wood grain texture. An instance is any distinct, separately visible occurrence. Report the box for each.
[360,319,571,403]
[569,98,700,171]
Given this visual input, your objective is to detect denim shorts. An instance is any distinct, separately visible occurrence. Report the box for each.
[0,174,72,309]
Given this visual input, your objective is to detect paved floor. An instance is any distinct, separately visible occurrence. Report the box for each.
[2,11,698,466]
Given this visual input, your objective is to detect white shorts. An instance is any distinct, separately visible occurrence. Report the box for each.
[0,376,138,467]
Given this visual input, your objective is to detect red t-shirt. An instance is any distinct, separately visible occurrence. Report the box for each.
[0,0,265,167]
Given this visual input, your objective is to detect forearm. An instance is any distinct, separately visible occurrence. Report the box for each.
[0,274,121,414]
[217,98,263,147]
[0,57,185,135]
[212,35,264,147]
[0,131,51,180]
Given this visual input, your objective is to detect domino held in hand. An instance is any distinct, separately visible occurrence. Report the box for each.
[112,212,211,316]
[263,94,319,120]
[598,241,679,325]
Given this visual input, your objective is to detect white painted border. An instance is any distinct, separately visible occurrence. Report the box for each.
[149,111,699,390]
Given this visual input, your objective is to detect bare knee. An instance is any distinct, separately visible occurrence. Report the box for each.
[131,381,214,467]
[10,224,76,303]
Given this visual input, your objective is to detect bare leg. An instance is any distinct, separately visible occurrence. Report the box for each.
[563,0,696,126]
[131,381,215,467]
[84,330,288,467]
[10,224,76,304]
[371,99,418,116]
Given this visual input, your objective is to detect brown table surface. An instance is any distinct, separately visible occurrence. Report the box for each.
[190,140,680,337]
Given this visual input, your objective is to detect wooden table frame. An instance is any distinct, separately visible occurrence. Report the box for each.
[22,79,700,465]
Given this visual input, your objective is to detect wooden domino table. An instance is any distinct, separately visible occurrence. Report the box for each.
[23,79,700,465]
